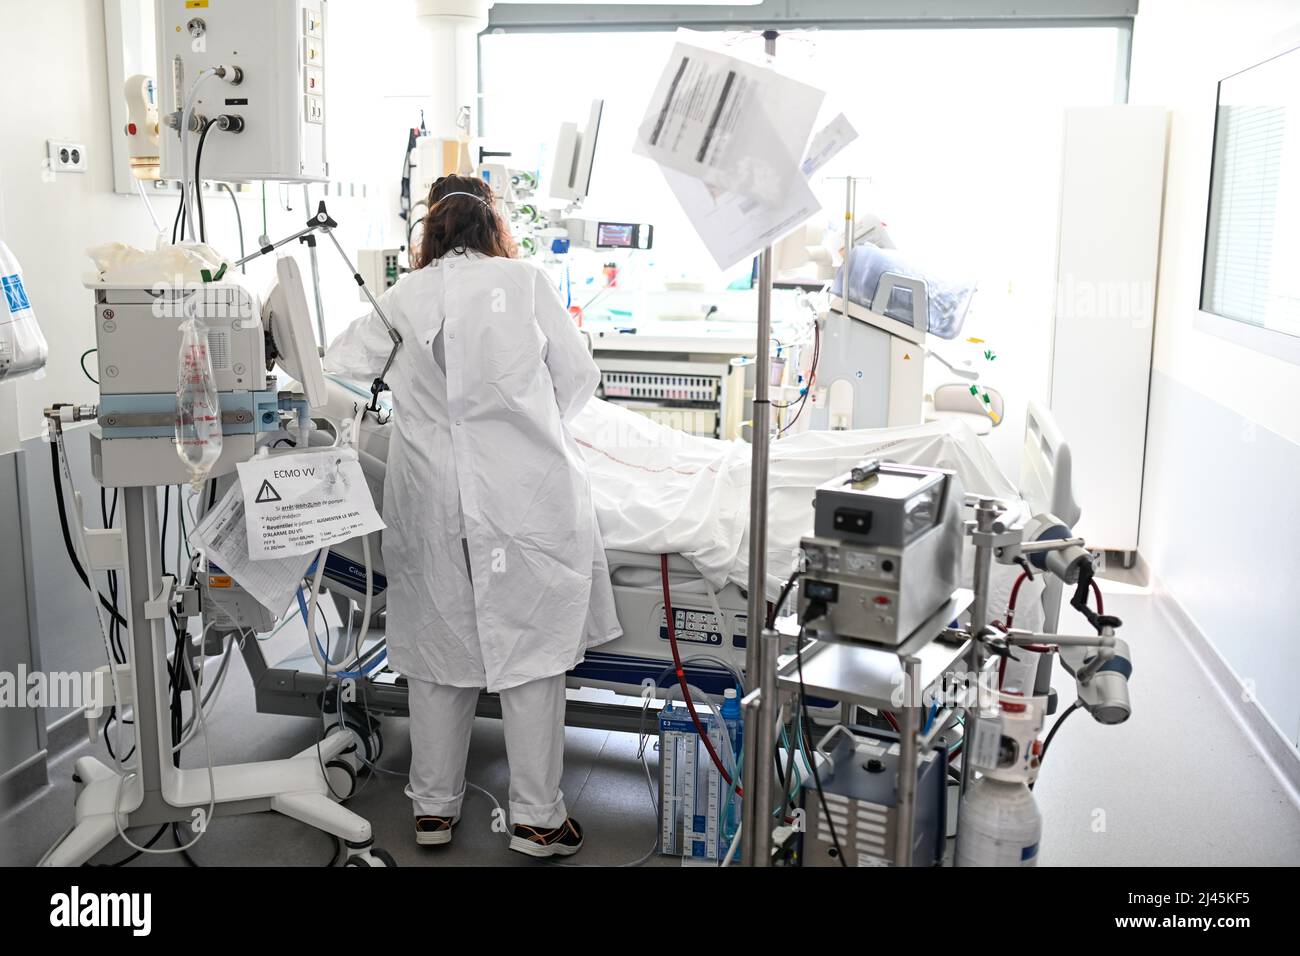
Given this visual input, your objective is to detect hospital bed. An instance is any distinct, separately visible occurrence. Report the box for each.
[237,378,1078,742]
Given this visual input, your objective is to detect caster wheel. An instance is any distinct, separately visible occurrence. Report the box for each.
[321,722,366,774]
[323,702,383,771]
[324,758,357,800]
[345,848,397,867]
[339,705,383,771]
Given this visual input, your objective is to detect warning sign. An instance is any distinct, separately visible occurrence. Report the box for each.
[236,449,385,560]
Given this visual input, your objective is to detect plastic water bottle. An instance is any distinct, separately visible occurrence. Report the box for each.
[175,313,223,489]
[721,687,743,754]
[0,240,50,381]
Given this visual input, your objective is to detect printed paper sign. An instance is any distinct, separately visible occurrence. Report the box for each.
[634,39,824,204]
[656,114,854,270]
[190,484,314,615]
[662,167,821,270]
[237,449,385,560]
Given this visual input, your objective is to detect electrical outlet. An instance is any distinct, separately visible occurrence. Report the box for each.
[47,141,87,173]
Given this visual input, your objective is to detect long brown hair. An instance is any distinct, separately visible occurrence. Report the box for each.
[411,174,516,267]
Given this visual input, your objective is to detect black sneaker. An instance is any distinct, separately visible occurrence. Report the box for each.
[509,817,584,858]
[415,815,456,846]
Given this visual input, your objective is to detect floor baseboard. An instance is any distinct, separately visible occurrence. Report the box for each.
[0,749,49,816]
[1151,574,1300,806]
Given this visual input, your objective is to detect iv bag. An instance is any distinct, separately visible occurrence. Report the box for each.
[0,240,50,381]
[175,313,223,489]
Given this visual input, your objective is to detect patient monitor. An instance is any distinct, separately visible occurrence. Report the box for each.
[264,257,328,408]
[550,99,603,202]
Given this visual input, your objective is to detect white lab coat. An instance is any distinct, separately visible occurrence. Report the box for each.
[325,250,621,692]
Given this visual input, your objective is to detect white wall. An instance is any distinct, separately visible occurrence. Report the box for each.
[1130,0,1300,747]
[1132,0,1300,446]
[0,0,403,446]
[0,0,160,442]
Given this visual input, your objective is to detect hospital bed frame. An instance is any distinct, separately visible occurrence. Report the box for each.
[236,401,1076,744]
[236,550,752,741]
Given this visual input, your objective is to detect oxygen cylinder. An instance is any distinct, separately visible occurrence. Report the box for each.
[955,775,1042,867]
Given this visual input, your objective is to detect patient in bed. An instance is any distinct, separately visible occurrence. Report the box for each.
[569,396,1026,605]
[324,377,1040,630]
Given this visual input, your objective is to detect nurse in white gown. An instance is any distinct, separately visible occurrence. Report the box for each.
[325,175,620,858]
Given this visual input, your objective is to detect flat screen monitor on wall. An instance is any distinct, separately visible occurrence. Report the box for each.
[1201,45,1300,344]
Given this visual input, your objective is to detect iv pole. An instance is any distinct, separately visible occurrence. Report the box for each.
[301,184,329,347]
[740,27,781,868]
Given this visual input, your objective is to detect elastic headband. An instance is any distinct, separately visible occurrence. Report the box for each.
[435,191,489,205]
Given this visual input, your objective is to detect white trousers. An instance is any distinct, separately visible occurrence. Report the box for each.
[405,673,568,829]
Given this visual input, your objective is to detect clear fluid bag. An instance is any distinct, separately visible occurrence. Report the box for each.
[175,310,223,489]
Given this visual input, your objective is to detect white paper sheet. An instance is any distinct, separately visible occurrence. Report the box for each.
[664,167,823,270]
[190,484,314,615]
[569,398,1025,600]
[635,40,824,204]
[237,448,385,560]
[801,112,858,177]
[658,115,855,271]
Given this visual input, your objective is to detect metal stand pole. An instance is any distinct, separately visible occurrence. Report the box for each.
[235,202,403,411]
[123,485,170,813]
[739,687,762,862]
[303,185,328,346]
[744,246,775,683]
[748,626,781,864]
[968,500,998,648]
[953,499,999,865]
[894,655,921,865]
[741,28,781,867]
[843,177,855,299]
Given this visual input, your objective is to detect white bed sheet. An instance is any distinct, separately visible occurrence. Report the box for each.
[322,379,1038,625]
[570,398,1023,599]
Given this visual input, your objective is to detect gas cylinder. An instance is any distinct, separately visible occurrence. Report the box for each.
[956,775,1042,867]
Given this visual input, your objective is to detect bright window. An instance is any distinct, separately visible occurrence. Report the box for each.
[480,26,1124,282]
[481,25,1125,470]
[1202,46,1300,340]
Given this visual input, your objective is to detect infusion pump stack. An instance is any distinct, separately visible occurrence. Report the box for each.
[156,0,328,184]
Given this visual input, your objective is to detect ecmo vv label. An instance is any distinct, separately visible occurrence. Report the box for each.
[237,449,384,559]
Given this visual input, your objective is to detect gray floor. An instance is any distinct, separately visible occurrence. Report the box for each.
[1034,576,1300,865]
[4,572,1299,867]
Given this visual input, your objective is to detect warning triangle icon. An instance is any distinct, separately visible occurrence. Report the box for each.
[255,479,282,504]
